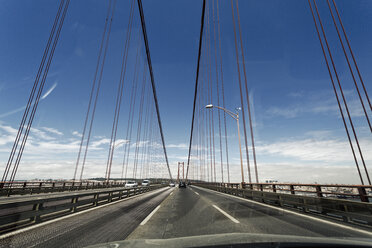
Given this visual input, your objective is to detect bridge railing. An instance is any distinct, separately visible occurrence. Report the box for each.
[195,182,372,228]
[0,184,165,234]
[0,181,127,197]
[215,182,372,203]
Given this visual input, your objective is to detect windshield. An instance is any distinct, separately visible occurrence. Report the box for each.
[0,0,372,247]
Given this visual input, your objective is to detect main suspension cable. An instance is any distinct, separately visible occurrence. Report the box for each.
[137,0,172,180]
[186,0,206,181]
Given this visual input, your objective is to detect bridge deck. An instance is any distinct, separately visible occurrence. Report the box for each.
[1,186,371,248]
[129,185,372,239]
[0,187,171,248]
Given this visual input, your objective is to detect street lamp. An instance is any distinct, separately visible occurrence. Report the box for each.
[205,104,244,184]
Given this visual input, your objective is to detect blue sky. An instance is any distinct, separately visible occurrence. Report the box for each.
[0,0,371,184]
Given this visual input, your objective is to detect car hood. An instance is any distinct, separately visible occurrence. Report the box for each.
[84,232,372,248]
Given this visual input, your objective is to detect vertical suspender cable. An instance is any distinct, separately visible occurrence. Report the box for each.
[137,0,172,180]
[235,0,259,183]
[216,0,230,183]
[9,0,70,186]
[2,0,65,185]
[73,0,112,182]
[308,0,365,185]
[105,0,134,182]
[212,0,224,183]
[326,0,371,133]
[312,0,370,185]
[332,0,372,113]
[79,0,115,181]
[231,0,251,183]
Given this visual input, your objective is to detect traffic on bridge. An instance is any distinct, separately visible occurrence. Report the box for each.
[0,0,371,247]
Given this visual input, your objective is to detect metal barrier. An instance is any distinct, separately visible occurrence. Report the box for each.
[213,182,372,203]
[0,181,126,197]
[0,185,165,234]
[196,183,372,228]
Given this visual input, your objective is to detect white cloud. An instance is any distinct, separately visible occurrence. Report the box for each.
[72,131,82,137]
[41,127,63,136]
[265,90,367,119]
[167,143,188,149]
[0,82,57,118]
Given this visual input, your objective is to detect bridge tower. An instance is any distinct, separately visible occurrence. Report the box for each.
[177,162,185,183]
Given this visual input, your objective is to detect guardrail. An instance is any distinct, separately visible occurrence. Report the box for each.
[0,181,127,197]
[0,185,165,234]
[196,183,372,228]
[210,182,372,203]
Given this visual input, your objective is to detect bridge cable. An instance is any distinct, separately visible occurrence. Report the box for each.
[133,64,147,179]
[205,1,213,182]
[8,0,70,186]
[331,0,372,113]
[139,88,151,179]
[236,0,259,183]
[216,0,230,183]
[326,0,371,133]
[72,0,113,182]
[105,0,135,182]
[2,0,65,185]
[79,0,116,181]
[186,0,206,181]
[312,0,370,185]
[308,0,366,185]
[231,0,251,183]
[121,32,141,181]
[137,0,172,180]
[212,0,224,183]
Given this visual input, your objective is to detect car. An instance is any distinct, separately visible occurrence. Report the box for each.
[125,181,138,188]
[169,182,175,187]
[179,181,186,188]
[142,180,150,186]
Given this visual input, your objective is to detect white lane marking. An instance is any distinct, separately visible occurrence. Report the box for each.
[140,205,161,225]
[0,187,169,240]
[213,204,240,224]
[170,192,173,195]
[195,186,372,236]
[194,191,199,195]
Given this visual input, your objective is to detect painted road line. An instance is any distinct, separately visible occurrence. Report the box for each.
[140,205,161,225]
[213,204,239,224]
[170,192,173,195]
[196,186,372,236]
[194,191,199,195]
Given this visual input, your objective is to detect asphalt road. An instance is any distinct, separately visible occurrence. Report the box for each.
[0,187,173,248]
[128,185,372,240]
[1,185,371,248]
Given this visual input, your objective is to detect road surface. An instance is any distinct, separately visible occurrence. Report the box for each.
[0,187,172,248]
[128,185,372,239]
[1,185,371,248]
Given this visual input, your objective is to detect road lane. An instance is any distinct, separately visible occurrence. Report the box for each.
[192,186,372,237]
[127,186,248,239]
[127,185,372,240]
[0,187,172,248]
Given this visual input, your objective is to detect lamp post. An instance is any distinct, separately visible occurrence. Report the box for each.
[205,104,244,184]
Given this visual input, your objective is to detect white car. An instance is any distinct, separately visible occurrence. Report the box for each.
[169,182,175,187]
[125,181,138,188]
[142,180,150,186]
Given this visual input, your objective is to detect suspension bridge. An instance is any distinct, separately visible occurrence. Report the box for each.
[0,0,372,247]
